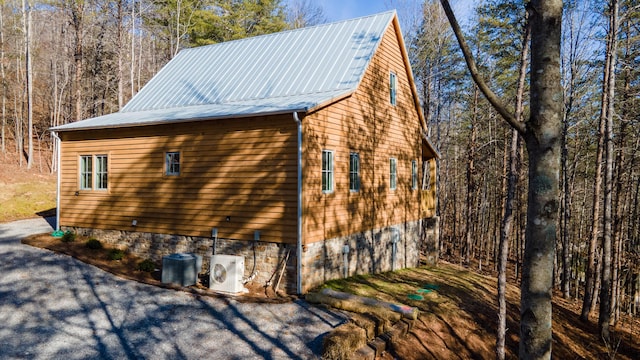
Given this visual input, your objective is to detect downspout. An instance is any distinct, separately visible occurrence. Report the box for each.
[51,131,61,232]
[293,112,303,294]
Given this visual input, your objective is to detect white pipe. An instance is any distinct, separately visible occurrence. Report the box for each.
[51,131,61,231]
[342,244,350,278]
[293,112,303,294]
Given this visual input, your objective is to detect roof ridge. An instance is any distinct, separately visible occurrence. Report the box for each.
[179,10,396,53]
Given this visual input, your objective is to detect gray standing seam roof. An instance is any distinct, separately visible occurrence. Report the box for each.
[52,10,397,131]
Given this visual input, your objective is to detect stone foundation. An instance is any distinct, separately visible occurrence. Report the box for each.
[64,217,438,294]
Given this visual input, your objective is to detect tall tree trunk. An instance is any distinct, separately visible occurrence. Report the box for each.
[580,3,611,321]
[599,0,619,341]
[0,5,7,154]
[71,1,84,121]
[0,4,5,154]
[441,1,563,358]
[117,0,124,109]
[465,86,479,266]
[497,12,530,359]
[23,0,33,169]
[498,129,520,360]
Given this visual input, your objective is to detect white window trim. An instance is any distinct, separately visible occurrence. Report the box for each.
[389,71,397,106]
[322,150,334,193]
[165,151,181,176]
[411,159,418,190]
[79,154,108,191]
[94,154,108,190]
[390,157,397,190]
[79,155,93,190]
[349,152,360,192]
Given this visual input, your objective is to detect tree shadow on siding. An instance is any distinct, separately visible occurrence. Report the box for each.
[64,113,299,290]
[302,28,426,285]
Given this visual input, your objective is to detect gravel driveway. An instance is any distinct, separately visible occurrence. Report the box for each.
[0,218,345,359]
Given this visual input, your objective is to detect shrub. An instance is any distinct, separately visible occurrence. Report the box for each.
[108,248,125,261]
[61,231,76,243]
[137,259,156,272]
[85,238,103,250]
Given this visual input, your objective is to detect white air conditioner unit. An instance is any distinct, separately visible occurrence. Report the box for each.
[209,255,245,294]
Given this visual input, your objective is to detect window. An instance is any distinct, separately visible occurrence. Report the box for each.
[79,154,108,190]
[80,155,93,190]
[165,152,180,176]
[389,72,397,106]
[411,160,418,190]
[390,158,397,190]
[349,152,360,192]
[422,160,432,190]
[95,155,108,190]
[322,150,334,193]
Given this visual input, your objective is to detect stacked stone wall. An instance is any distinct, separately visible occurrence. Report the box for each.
[64,217,438,294]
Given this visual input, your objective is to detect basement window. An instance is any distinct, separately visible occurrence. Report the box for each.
[165,152,181,176]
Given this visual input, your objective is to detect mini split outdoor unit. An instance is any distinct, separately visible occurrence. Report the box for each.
[209,255,245,294]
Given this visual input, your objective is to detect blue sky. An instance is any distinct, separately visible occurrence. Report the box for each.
[313,0,477,25]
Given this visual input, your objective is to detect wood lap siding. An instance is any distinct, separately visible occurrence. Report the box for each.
[302,21,423,244]
[59,115,298,243]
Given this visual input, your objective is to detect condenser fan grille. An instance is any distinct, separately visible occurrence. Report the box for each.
[212,263,227,284]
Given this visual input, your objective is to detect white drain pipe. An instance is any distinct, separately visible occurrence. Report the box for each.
[342,243,350,278]
[51,131,61,232]
[293,112,303,294]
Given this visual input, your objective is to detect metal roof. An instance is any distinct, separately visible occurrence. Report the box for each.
[52,11,396,131]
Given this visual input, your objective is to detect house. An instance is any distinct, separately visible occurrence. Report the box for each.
[50,11,439,294]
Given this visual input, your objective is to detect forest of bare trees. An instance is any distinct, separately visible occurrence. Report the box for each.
[412,0,638,353]
[1,0,638,356]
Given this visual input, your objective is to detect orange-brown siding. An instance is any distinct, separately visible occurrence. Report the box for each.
[301,20,430,245]
[59,115,298,243]
[58,20,436,249]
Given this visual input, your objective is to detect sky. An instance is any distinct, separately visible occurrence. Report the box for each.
[312,0,478,26]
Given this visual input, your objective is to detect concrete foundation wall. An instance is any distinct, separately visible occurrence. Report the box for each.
[64,217,438,294]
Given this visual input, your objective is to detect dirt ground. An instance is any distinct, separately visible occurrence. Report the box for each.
[321,262,640,360]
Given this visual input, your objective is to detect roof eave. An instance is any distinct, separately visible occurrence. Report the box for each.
[49,107,310,133]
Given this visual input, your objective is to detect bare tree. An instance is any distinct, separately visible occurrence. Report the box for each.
[0,3,5,154]
[286,0,326,28]
[599,0,619,341]
[440,0,563,358]
[497,10,530,359]
[22,0,33,168]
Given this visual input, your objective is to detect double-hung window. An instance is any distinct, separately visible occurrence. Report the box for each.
[389,157,397,190]
[322,150,334,193]
[165,152,181,176]
[80,155,93,190]
[349,152,360,192]
[95,155,108,190]
[79,154,108,190]
[389,72,397,106]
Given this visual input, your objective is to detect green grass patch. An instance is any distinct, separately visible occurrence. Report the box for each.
[0,181,56,222]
